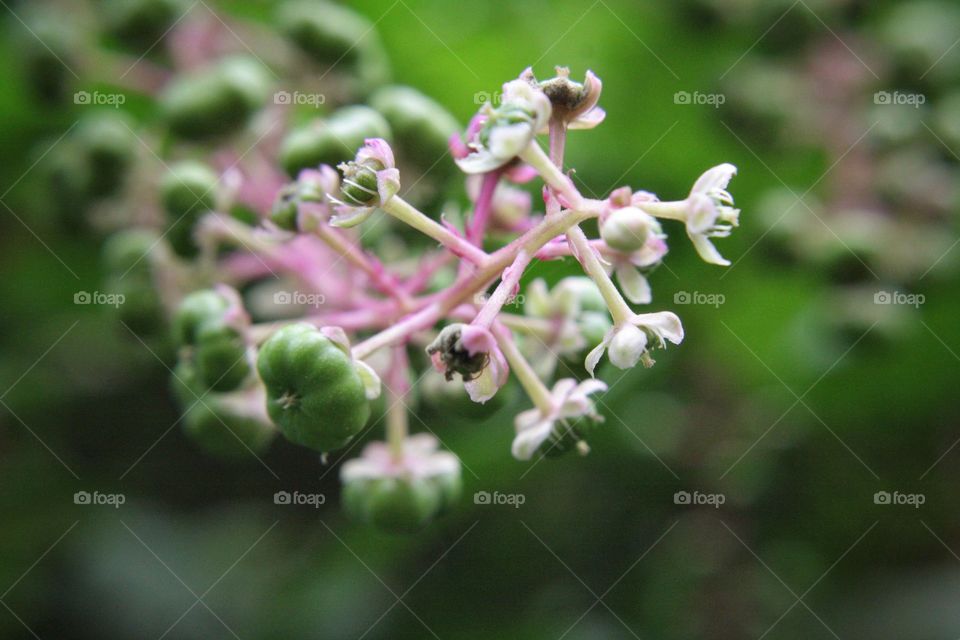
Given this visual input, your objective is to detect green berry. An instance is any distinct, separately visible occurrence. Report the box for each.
[344,477,442,534]
[103,229,158,275]
[369,86,459,174]
[160,161,219,257]
[257,323,370,452]
[161,56,271,140]
[105,0,185,52]
[194,320,251,392]
[279,106,391,176]
[277,0,389,94]
[74,113,137,198]
[172,289,230,347]
[270,184,300,230]
[102,230,165,336]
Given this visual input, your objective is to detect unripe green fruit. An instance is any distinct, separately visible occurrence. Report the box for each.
[580,311,613,347]
[160,161,219,257]
[194,320,251,392]
[280,106,392,176]
[344,477,442,534]
[172,290,230,347]
[75,114,137,197]
[270,184,300,231]
[600,207,654,253]
[105,0,185,51]
[369,86,459,174]
[340,163,380,206]
[540,417,599,458]
[21,15,75,103]
[257,323,370,452]
[103,229,159,275]
[278,0,389,94]
[161,56,271,140]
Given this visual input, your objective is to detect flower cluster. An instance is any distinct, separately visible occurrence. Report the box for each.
[50,3,742,533]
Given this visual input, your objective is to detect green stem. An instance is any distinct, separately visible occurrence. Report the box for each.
[382,196,489,266]
[566,226,634,325]
[493,325,553,414]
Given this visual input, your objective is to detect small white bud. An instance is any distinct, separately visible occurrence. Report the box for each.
[600,207,657,253]
[607,324,648,369]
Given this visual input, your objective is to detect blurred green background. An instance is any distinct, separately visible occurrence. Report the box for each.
[2,0,960,638]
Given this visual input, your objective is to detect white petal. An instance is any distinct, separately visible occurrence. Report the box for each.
[584,331,612,377]
[616,263,651,304]
[464,366,498,403]
[354,360,382,400]
[488,122,534,161]
[690,163,737,198]
[608,324,647,369]
[455,149,510,174]
[634,311,684,346]
[330,205,375,228]
[511,416,555,461]
[688,231,731,266]
[569,106,606,130]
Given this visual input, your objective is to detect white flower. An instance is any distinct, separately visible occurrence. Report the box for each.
[512,378,607,460]
[636,164,740,266]
[327,138,400,228]
[584,311,684,376]
[455,77,552,174]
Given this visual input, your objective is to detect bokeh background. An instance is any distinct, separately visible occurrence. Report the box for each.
[2,0,960,638]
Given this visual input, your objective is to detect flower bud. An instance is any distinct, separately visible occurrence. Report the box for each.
[161,56,271,140]
[600,206,657,253]
[607,324,648,369]
[160,161,219,257]
[338,160,381,206]
[280,106,392,176]
[369,85,460,176]
[257,323,371,452]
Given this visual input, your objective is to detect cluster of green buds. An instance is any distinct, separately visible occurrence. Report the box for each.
[26,1,745,533]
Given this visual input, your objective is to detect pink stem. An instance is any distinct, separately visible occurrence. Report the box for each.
[467,170,502,246]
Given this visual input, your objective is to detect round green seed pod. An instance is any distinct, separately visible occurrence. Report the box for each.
[160,161,219,257]
[74,113,138,198]
[105,0,185,52]
[279,106,391,176]
[102,230,165,336]
[161,56,271,140]
[344,477,442,534]
[103,229,159,276]
[172,289,231,347]
[539,417,600,458]
[277,0,389,94]
[369,85,459,173]
[194,320,251,392]
[257,323,370,452]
